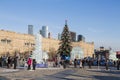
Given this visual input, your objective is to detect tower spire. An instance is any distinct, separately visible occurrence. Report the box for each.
[65,20,67,25]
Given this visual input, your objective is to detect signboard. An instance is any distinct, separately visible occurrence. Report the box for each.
[116,51,120,59]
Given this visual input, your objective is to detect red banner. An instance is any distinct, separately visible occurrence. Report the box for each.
[116,51,120,58]
[116,51,120,55]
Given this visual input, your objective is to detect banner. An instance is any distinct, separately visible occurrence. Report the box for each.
[116,51,120,58]
[116,51,120,55]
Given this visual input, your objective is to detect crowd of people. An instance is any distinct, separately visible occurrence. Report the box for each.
[0,54,120,70]
[73,58,92,69]
[53,56,120,70]
[52,57,92,69]
[27,58,37,70]
[73,58,120,70]
[0,55,37,70]
[0,56,19,69]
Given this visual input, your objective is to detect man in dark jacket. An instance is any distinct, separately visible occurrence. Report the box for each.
[0,56,2,67]
[74,59,77,68]
[13,57,17,69]
[32,59,36,70]
[7,57,11,68]
[117,59,120,70]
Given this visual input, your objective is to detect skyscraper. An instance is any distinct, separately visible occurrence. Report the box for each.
[70,31,76,42]
[77,35,85,42]
[41,26,48,38]
[58,33,61,40]
[39,30,42,35]
[28,25,33,35]
[48,32,51,38]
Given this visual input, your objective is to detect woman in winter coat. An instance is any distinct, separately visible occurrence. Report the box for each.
[80,59,83,68]
[27,58,32,70]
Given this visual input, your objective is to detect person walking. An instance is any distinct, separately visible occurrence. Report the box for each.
[32,59,36,70]
[88,60,92,69]
[105,59,109,70]
[22,59,26,67]
[7,57,11,68]
[113,61,116,67]
[117,59,120,70]
[79,59,83,68]
[63,60,66,69]
[74,59,77,68]
[27,58,32,70]
[82,59,85,68]
[13,56,17,69]
[0,56,3,67]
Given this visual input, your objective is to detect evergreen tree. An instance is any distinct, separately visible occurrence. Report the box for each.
[58,21,72,59]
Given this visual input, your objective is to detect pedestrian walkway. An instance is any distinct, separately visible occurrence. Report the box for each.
[0,66,120,80]
[2,69,19,73]
[87,66,119,71]
[36,67,63,70]
[0,67,65,80]
[41,69,75,80]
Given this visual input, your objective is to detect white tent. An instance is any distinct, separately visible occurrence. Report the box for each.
[109,50,117,61]
[71,47,84,60]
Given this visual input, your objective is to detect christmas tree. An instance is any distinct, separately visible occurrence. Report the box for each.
[58,20,72,59]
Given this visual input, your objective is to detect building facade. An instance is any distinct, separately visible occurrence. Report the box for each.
[70,31,76,42]
[78,35,85,42]
[48,32,51,38]
[28,25,33,35]
[0,30,94,57]
[41,26,48,38]
[58,33,61,40]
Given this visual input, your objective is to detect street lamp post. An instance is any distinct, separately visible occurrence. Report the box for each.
[105,52,109,70]
[5,38,8,56]
[98,54,100,70]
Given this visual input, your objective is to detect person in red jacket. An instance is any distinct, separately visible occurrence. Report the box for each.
[27,58,32,70]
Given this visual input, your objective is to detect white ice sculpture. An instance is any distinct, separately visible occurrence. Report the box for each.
[31,33,48,64]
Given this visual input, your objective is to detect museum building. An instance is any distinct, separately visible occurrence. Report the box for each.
[0,30,94,58]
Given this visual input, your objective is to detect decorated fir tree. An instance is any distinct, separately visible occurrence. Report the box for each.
[58,21,72,59]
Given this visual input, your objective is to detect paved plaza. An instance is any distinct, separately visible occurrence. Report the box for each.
[0,66,120,80]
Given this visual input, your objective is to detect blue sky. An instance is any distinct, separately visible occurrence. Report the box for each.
[0,0,120,50]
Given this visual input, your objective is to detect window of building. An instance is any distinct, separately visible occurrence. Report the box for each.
[1,39,6,43]
[25,42,30,46]
[1,39,11,44]
[7,40,11,43]
[31,43,35,46]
